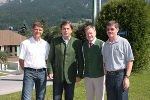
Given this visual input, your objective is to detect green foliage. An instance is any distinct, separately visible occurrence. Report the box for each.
[96,0,150,72]
[41,19,53,43]
[0,0,92,30]
[18,20,32,36]
[0,51,8,64]
[43,26,62,43]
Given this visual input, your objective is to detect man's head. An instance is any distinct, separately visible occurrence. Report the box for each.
[106,20,119,39]
[85,25,96,42]
[32,22,44,40]
[61,21,73,40]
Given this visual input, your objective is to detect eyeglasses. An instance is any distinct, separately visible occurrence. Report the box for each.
[107,28,115,31]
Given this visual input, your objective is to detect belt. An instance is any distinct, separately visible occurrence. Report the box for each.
[25,68,46,72]
[107,69,125,75]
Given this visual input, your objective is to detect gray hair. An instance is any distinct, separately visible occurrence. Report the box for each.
[107,20,119,28]
[85,25,96,32]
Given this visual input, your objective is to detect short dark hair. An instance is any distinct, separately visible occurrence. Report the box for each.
[60,21,73,29]
[107,20,119,28]
[32,21,43,29]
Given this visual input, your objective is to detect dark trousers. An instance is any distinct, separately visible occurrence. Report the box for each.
[53,81,75,100]
[106,72,128,100]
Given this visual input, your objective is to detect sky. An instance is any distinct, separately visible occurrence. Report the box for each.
[0,0,7,3]
[0,0,7,6]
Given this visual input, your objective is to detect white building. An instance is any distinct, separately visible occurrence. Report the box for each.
[0,30,26,70]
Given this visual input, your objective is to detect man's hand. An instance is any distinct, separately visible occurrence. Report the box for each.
[123,61,133,90]
[48,74,54,79]
[123,77,130,90]
[76,77,81,83]
[19,59,24,70]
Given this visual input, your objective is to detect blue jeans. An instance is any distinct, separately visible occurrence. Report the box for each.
[21,68,47,100]
[106,72,128,100]
[53,81,75,100]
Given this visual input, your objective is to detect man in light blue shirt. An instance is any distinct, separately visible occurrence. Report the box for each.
[102,20,134,100]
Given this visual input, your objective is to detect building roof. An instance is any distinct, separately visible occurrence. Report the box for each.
[0,30,26,46]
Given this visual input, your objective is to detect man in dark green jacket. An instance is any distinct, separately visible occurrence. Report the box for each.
[47,21,84,100]
[83,25,105,100]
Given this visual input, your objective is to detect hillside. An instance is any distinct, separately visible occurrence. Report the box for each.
[0,0,108,30]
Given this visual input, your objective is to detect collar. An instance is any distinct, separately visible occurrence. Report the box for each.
[31,36,42,43]
[106,35,120,44]
[89,37,97,44]
[62,36,71,41]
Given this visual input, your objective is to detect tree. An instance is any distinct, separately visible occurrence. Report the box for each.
[39,19,62,43]
[96,0,150,72]
[18,20,32,37]
[40,19,52,43]
[0,51,8,70]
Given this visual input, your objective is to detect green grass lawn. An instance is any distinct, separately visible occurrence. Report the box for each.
[129,71,150,100]
[0,70,150,100]
[0,73,8,76]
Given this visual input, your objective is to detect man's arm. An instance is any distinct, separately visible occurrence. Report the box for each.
[19,59,24,70]
[47,39,54,79]
[76,40,84,82]
[123,61,133,90]
[103,63,107,75]
[126,61,133,77]
[102,42,107,75]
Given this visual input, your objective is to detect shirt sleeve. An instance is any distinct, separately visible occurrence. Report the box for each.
[101,42,104,54]
[102,42,106,63]
[45,42,50,60]
[19,42,26,60]
[125,41,134,62]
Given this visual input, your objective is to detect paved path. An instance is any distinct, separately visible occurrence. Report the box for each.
[0,72,53,95]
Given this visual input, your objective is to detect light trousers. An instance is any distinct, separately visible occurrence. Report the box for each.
[85,76,105,100]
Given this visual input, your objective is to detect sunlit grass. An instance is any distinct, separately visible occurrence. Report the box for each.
[0,73,8,76]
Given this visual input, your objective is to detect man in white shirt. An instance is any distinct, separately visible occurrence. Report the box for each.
[19,22,50,100]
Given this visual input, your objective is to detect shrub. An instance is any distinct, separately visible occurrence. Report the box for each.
[0,51,7,64]
[96,0,150,72]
